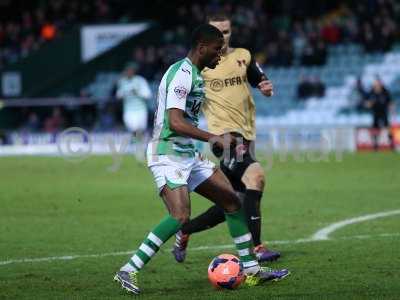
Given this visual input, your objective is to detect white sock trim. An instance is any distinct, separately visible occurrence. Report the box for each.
[132,255,144,268]
[148,232,163,247]
[139,243,155,257]
[243,264,261,275]
[234,233,252,244]
[243,260,259,269]
[238,248,250,256]
[121,262,137,273]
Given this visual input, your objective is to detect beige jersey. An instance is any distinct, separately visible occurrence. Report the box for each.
[201,48,256,140]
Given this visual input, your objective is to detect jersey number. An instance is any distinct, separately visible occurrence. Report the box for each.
[190,100,201,115]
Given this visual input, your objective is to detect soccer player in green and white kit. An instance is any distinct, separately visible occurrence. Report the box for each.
[113,24,290,295]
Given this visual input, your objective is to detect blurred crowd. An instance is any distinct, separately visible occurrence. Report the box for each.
[130,0,399,79]
[0,0,399,133]
[1,0,399,72]
[0,0,116,69]
[15,103,123,135]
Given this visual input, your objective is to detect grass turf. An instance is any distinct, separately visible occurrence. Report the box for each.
[0,153,399,299]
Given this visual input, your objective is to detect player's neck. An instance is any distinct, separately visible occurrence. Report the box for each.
[222,46,234,56]
[187,51,204,70]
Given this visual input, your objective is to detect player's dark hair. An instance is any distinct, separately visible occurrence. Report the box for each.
[206,11,231,23]
[190,24,223,48]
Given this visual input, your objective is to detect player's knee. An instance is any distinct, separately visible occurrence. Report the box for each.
[173,213,190,225]
[221,192,241,213]
[243,170,265,191]
[170,209,190,225]
[254,172,265,190]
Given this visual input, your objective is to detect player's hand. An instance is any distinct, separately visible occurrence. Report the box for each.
[209,133,235,158]
[258,80,274,97]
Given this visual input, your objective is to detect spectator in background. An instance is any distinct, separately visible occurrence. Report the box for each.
[95,103,117,132]
[297,75,326,100]
[360,22,379,53]
[321,19,341,44]
[297,75,313,100]
[292,21,307,64]
[44,107,65,133]
[22,111,40,132]
[300,32,327,66]
[366,78,395,151]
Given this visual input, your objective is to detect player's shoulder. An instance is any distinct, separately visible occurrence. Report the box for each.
[230,48,251,60]
[168,59,194,79]
[164,59,195,89]
[133,74,147,82]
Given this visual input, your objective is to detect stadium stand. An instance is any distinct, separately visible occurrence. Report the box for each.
[0,0,399,152]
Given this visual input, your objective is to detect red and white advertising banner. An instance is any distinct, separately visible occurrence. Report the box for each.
[356,126,400,151]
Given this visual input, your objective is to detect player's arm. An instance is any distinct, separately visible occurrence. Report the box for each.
[247,54,273,97]
[169,109,214,142]
[169,109,233,150]
[166,70,232,148]
[137,77,152,100]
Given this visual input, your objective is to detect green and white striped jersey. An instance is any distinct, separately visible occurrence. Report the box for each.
[148,57,205,158]
[116,75,152,113]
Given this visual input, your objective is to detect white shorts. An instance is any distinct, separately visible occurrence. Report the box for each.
[147,152,216,193]
[123,109,148,133]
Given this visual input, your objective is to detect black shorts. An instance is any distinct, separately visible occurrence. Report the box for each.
[214,133,257,192]
[373,113,389,129]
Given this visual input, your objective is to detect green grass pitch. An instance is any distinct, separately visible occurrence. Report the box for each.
[0,153,399,299]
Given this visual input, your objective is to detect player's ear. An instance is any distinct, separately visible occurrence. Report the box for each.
[198,43,207,56]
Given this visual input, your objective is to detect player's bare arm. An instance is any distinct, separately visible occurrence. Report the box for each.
[168,108,234,150]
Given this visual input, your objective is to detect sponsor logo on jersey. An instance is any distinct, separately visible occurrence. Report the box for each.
[181,68,191,75]
[175,169,184,179]
[237,59,246,67]
[210,79,224,92]
[209,76,247,91]
[174,86,188,99]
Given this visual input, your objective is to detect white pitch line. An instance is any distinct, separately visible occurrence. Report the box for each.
[1,232,399,266]
[0,250,133,266]
[311,209,400,241]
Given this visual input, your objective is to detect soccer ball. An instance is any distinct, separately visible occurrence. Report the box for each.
[207,254,244,290]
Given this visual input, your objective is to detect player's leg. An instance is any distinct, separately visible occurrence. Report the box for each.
[115,185,189,294]
[241,162,280,262]
[172,157,227,262]
[180,205,225,234]
[387,128,395,151]
[115,153,192,294]
[174,163,236,243]
[178,154,243,237]
[173,141,279,263]
[123,108,148,160]
[194,169,289,283]
[172,141,246,260]
[172,204,224,262]
[372,115,380,151]
[382,114,395,150]
[241,162,264,246]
